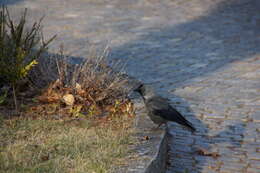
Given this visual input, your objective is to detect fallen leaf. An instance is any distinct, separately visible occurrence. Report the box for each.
[196,148,220,158]
[143,136,150,141]
[63,94,75,106]
[41,154,49,161]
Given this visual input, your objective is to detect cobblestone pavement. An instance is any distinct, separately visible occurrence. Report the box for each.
[3,0,260,172]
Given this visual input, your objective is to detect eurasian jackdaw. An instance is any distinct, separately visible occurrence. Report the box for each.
[134,84,196,132]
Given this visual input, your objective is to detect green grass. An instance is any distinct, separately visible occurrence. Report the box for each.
[0,116,134,173]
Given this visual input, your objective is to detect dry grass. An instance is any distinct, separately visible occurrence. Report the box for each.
[0,114,135,173]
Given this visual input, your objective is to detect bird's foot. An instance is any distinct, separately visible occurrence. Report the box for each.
[151,123,166,131]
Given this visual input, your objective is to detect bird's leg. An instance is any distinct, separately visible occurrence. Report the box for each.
[151,123,164,131]
[157,123,163,128]
[156,122,167,130]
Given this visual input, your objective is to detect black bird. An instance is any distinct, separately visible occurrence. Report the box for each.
[134,84,196,132]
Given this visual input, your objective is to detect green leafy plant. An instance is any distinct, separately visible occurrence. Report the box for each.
[0,87,8,104]
[0,6,56,110]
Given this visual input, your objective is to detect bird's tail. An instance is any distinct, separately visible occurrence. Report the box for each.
[183,120,196,132]
[174,111,196,132]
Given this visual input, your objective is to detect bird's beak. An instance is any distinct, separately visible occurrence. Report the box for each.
[133,85,142,92]
[133,84,143,93]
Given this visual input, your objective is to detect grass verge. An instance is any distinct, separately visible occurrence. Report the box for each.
[0,113,135,173]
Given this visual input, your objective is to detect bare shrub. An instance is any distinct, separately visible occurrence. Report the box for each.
[28,46,135,119]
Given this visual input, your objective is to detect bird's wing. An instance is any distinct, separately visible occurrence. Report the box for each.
[146,96,196,132]
[145,96,170,110]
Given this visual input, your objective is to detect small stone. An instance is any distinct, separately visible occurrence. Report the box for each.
[63,94,75,106]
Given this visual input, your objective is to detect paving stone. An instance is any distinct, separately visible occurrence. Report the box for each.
[219,163,246,172]
[247,152,260,160]
[247,167,260,173]
[250,111,260,123]
[249,160,260,168]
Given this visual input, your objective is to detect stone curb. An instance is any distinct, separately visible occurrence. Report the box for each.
[121,90,168,173]
[144,130,168,173]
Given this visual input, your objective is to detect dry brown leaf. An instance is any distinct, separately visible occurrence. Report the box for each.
[196,148,220,158]
[62,94,75,106]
